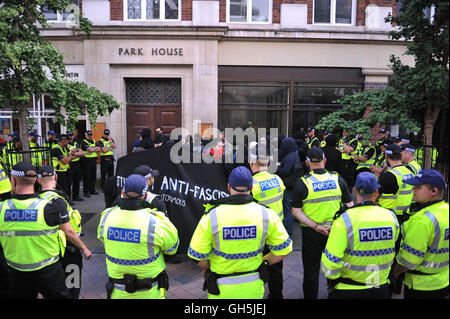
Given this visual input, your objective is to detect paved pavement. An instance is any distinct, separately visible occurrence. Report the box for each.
[73,185,403,300]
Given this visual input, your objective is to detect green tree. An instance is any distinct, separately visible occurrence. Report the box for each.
[0,0,120,158]
[317,0,449,168]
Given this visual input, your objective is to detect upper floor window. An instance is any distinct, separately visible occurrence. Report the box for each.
[125,0,180,21]
[227,0,272,23]
[313,0,356,25]
[42,0,79,22]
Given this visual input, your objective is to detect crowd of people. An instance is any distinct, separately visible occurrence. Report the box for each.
[0,124,448,300]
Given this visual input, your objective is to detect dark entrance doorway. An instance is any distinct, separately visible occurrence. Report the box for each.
[125,78,181,153]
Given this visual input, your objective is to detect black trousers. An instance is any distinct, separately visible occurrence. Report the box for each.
[0,245,11,299]
[339,159,355,189]
[56,171,70,198]
[100,157,114,190]
[301,226,328,299]
[9,260,71,299]
[61,243,83,299]
[329,284,390,299]
[83,158,97,195]
[263,246,284,299]
[70,161,81,199]
[404,285,449,299]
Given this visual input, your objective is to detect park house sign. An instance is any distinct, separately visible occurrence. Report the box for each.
[118,47,184,56]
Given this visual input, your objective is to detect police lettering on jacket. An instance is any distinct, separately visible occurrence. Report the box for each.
[223,226,257,240]
[4,209,38,222]
[312,180,337,192]
[107,227,141,243]
[259,178,280,191]
[359,227,393,242]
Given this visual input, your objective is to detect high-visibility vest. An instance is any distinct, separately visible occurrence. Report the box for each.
[68,142,80,162]
[252,170,285,220]
[356,145,376,171]
[29,141,44,168]
[0,197,60,271]
[0,163,12,195]
[339,138,352,160]
[188,201,292,299]
[98,205,179,299]
[308,137,320,149]
[83,139,97,158]
[40,191,82,234]
[320,140,326,148]
[374,153,386,169]
[300,171,342,227]
[2,142,23,170]
[321,204,399,289]
[415,147,438,169]
[406,160,422,176]
[43,139,57,161]
[0,163,12,194]
[52,144,70,172]
[378,165,414,216]
[352,140,363,164]
[99,138,114,157]
[396,200,449,291]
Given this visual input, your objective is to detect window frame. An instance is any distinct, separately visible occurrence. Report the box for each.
[226,0,273,24]
[123,0,182,22]
[312,0,357,26]
[42,0,80,23]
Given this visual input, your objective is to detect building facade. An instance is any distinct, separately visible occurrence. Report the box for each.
[4,0,415,158]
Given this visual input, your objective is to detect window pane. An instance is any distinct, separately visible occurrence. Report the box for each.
[293,85,361,106]
[164,79,181,104]
[128,0,142,19]
[230,0,247,22]
[222,83,288,105]
[252,0,269,22]
[219,109,288,135]
[335,0,352,24]
[165,0,179,19]
[127,81,145,104]
[42,5,58,20]
[62,0,80,21]
[314,0,331,23]
[147,0,160,19]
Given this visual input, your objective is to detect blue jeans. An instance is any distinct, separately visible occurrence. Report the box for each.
[282,188,293,236]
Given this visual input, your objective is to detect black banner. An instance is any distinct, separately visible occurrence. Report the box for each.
[115,145,229,253]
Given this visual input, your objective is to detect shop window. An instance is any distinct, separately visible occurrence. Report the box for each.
[42,0,79,22]
[313,0,356,25]
[228,0,272,23]
[125,0,180,21]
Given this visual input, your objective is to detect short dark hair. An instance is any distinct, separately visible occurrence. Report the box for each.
[386,153,402,161]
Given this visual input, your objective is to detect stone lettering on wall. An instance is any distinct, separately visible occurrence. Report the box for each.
[117,48,184,56]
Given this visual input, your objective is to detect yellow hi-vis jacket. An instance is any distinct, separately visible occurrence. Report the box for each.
[378,165,414,216]
[251,170,285,220]
[321,203,399,290]
[0,197,60,271]
[0,163,12,195]
[188,198,292,299]
[98,205,179,299]
[396,200,449,291]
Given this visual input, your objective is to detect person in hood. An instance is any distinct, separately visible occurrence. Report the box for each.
[321,134,341,173]
[276,137,303,236]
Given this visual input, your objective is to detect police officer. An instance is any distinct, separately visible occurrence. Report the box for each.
[81,130,100,198]
[51,134,73,199]
[67,131,84,202]
[354,138,376,178]
[0,161,11,201]
[0,162,91,298]
[249,143,286,299]
[393,170,449,299]
[321,172,399,299]
[378,144,415,224]
[371,139,392,177]
[37,165,88,299]
[97,129,116,190]
[307,127,320,149]
[1,132,22,172]
[188,166,292,299]
[28,131,44,169]
[401,144,422,176]
[320,130,331,148]
[0,161,12,298]
[375,128,390,157]
[43,130,58,164]
[339,139,358,190]
[291,148,353,299]
[97,174,179,299]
